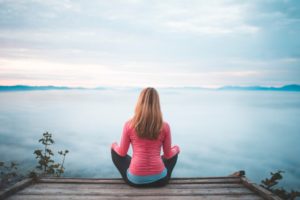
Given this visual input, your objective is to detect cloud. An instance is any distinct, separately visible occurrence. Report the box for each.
[157,1,260,35]
[0,0,299,87]
[1,57,287,88]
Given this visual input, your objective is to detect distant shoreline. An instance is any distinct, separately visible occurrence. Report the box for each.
[0,84,300,92]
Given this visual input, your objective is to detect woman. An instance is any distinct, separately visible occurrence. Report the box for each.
[111,87,180,187]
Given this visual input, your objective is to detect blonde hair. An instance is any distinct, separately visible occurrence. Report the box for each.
[131,87,163,140]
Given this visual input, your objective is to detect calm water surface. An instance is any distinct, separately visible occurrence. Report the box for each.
[0,89,299,189]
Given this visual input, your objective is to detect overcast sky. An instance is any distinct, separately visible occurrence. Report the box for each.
[0,0,299,88]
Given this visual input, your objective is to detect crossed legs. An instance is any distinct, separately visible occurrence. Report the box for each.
[111,149,178,187]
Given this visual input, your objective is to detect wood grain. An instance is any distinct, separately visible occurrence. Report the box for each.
[4,177,282,200]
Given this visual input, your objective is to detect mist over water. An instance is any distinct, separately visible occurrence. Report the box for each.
[0,89,299,189]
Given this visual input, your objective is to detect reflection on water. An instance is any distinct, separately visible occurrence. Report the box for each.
[0,89,299,189]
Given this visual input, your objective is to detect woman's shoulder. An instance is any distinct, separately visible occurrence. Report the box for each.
[163,121,170,129]
[124,119,133,129]
[161,121,170,134]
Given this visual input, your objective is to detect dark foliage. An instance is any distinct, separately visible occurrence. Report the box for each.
[261,170,300,200]
[33,132,69,177]
[0,161,18,189]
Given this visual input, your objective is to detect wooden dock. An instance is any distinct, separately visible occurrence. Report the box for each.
[1,173,282,200]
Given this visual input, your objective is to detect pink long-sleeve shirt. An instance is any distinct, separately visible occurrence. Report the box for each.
[112,120,180,176]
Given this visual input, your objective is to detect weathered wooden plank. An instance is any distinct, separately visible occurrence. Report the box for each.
[16,186,255,196]
[241,177,283,200]
[26,183,244,190]
[7,194,264,200]
[38,177,241,184]
[4,177,276,200]
[173,176,242,179]
[170,179,241,184]
[39,176,241,181]
[0,178,33,199]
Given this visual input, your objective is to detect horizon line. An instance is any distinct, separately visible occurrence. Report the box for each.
[0,84,300,90]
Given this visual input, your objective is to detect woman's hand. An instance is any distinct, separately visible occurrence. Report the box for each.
[162,145,180,159]
[172,145,180,154]
[111,142,118,150]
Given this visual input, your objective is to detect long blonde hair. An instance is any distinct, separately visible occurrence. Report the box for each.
[131,87,163,140]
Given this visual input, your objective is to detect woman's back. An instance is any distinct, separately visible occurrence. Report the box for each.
[128,121,166,175]
[113,120,179,176]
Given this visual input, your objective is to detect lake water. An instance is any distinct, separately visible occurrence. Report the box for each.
[0,89,299,190]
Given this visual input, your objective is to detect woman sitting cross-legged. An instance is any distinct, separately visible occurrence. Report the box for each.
[111,87,180,187]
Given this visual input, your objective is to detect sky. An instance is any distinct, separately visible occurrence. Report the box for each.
[0,0,300,88]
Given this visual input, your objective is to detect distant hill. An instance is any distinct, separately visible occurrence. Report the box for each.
[0,85,80,91]
[218,84,300,91]
[0,84,300,92]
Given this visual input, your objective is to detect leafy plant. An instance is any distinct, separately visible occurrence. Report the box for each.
[56,150,69,177]
[33,132,69,177]
[0,132,69,190]
[0,161,18,189]
[261,170,300,200]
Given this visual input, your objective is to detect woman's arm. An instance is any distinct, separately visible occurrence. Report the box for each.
[162,122,180,159]
[111,122,130,157]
